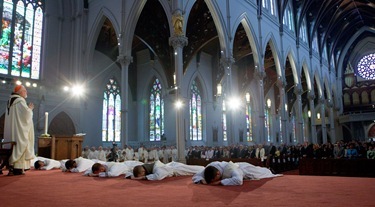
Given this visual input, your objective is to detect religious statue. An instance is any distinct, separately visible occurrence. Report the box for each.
[172,13,184,36]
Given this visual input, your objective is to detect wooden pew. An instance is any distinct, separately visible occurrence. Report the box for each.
[299,158,375,177]
[187,158,263,167]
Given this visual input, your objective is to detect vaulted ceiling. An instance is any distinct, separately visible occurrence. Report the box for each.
[95,0,375,86]
[293,0,375,68]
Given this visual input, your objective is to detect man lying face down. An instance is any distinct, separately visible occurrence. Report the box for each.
[128,160,204,181]
[192,161,282,186]
[63,157,95,173]
[33,157,62,170]
[84,161,143,177]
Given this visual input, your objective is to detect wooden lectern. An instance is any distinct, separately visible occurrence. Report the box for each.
[38,135,84,160]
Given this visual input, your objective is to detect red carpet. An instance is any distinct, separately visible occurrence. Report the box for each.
[0,169,374,207]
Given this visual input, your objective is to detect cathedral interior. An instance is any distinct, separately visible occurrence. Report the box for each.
[0,0,374,153]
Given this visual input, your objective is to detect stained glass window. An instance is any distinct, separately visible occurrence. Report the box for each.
[222,100,227,142]
[357,53,375,80]
[245,98,252,142]
[102,78,121,142]
[265,108,271,142]
[279,115,283,143]
[149,78,164,141]
[0,0,44,79]
[291,115,296,143]
[189,80,202,141]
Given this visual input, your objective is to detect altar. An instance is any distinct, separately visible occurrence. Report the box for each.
[38,135,84,160]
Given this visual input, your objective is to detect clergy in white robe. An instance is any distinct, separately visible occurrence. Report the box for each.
[33,156,62,170]
[97,146,107,161]
[4,85,35,175]
[125,146,134,161]
[84,160,144,177]
[171,146,178,161]
[192,161,282,186]
[61,157,95,173]
[127,160,204,181]
[87,147,98,159]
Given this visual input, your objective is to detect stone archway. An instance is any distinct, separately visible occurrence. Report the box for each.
[48,112,76,136]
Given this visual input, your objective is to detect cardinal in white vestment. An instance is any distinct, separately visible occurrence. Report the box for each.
[4,85,35,175]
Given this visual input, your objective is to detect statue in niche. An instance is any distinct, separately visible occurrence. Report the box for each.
[172,12,184,36]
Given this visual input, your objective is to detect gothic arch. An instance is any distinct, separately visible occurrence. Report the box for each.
[187,73,208,102]
[86,9,120,70]
[231,14,261,65]
[123,0,147,56]
[301,60,312,91]
[285,51,299,84]
[263,36,282,77]
[313,69,323,98]
[204,0,230,55]
[48,112,76,136]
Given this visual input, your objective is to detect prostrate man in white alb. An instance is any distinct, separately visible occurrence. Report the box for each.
[33,156,62,170]
[192,161,282,186]
[62,157,95,173]
[84,160,144,177]
[4,85,35,176]
[128,160,204,181]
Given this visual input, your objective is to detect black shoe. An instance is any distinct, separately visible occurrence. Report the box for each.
[12,168,25,175]
[269,168,276,174]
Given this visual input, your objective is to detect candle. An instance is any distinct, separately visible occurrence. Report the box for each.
[44,112,48,135]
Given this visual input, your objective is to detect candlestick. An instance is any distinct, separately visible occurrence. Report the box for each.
[44,112,48,135]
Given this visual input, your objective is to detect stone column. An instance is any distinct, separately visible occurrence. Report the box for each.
[294,84,304,144]
[320,98,327,144]
[221,57,235,144]
[328,100,336,143]
[117,55,133,147]
[254,69,266,144]
[277,78,288,144]
[308,92,317,144]
[169,34,188,163]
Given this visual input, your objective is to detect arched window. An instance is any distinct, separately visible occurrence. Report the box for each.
[265,108,270,142]
[189,80,202,141]
[300,18,307,43]
[312,34,319,53]
[222,99,227,142]
[266,98,272,142]
[357,53,375,80]
[102,78,121,142]
[245,94,252,142]
[149,78,164,141]
[291,115,297,143]
[262,0,277,16]
[283,4,294,32]
[0,0,44,79]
